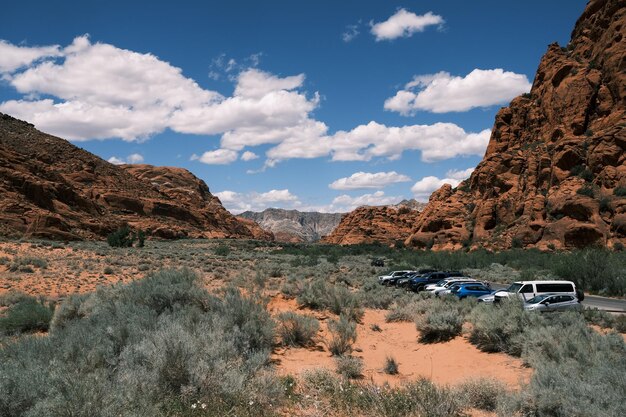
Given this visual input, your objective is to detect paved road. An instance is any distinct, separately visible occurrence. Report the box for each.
[489,283,626,313]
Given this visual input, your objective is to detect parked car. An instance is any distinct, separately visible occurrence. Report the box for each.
[425,277,476,292]
[408,271,465,292]
[396,268,438,288]
[378,270,416,286]
[523,293,582,312]
[449,282,492,299]
[371,258,385,267]
[492,280,581,303]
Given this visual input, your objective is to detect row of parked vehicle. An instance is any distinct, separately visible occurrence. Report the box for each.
[377,269,584,312]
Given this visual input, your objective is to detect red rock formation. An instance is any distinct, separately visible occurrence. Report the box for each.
[0,113,272,241]
[322,201,426,246]
[407,0,626,250]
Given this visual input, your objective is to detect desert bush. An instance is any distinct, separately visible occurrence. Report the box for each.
[327,313,357,356]
[276,312,319,347]
[0,269,281,417]
[107,225,135,248]
[213,244,230,256]
[0,298,54,335]
[614,186,626,197]
[384,356,399,375]
[335,355,363,379]
[0,290,32,307]
[416,308,463,343]
[301,370,463,417]
[454,378,505,411]
[298,279,363,321]
[517,313,626,417]
[468,299,533,356]
[8,256,47,272]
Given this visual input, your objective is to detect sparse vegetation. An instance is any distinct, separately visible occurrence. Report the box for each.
[384,356,399,375]
[335,355,363,379]
[276,311,319,347]
[327,313,357,356]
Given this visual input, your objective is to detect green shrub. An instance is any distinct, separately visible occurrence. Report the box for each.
[614,186,626,197]
[298,279,363,322]
[327,313,357,356]
[107,225,134,247]
[454,378,505,411]
[416,308,463,343]
[213,244,230,256]
[276,311,319,347]
[468,299,532,356]
[384,356,399,375]
[335,355,363,379]
[0,298,54,335]
[0,269,282,417]
[519,313,626,417]
[576,184,595,197]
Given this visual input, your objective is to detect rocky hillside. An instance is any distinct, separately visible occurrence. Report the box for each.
[0,113,271,241]
[322,199,426,246]
[238,208,342,242]
[407,0,625,250]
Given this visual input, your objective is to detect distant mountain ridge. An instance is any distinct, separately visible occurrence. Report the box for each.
[238,208,343,242]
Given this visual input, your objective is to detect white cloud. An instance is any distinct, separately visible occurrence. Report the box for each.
[329,171,411,190]
[446,167,474,181]
[385,69,531,114]
[192,149,239,165]
[0,37,491,168]
[107,153,144,165]
[0,40,62,73]
[342,24,360,42]
[330,191,403,212]
[215,189,300,213]
[411,175,461,201]
[241,151,259,161]
[107,156,125,165]
[371,10,443,41]
[263,122,490,165]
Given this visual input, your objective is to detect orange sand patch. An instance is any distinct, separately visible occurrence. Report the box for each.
[269,296,531,388]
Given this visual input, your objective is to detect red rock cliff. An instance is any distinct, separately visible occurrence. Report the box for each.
[0,113,272,241]
[407,0,626,250]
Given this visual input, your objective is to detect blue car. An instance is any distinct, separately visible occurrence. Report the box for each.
[449,282,492,299]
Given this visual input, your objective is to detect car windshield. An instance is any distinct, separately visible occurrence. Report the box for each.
[526,294,551,304]
[506,283,523,293]
[450,285,460,292]
[434,280,447,286]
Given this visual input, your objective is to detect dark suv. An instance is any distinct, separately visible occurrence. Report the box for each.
[396,269,437,288]
[408,271,463,292]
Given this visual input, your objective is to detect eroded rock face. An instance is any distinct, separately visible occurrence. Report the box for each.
[407,0,626,250]
[0,113,272,241]
[322,200,426,246]
[238,208,343,242]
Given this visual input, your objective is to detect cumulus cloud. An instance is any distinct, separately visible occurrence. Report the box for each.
[261,122,490,166]
[446,167,475,181]
[371,10,443,41]
[0,36,491,168]
[0,40,62,73]
[191,149,239,165]
[215,189,300,213]
[240,151,259,161]
[107,153,144,165]
[411,175,462,201]
[385,69,531,114]
[330,191,403,212]
[329,171,411,190]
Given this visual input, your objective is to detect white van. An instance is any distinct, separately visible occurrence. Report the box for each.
[493,280,582,302]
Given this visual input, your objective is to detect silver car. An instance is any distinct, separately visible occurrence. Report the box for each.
[524,293,582,312]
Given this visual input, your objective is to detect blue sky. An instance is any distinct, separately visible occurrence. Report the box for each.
[0,0,585,213]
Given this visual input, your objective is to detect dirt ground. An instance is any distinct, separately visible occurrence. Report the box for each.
[268,295,531,388]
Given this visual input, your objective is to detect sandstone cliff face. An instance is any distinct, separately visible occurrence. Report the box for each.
[238,208,342,242]
[322,200,426,246]
[0,113,271,241]
[407,0,626,250]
